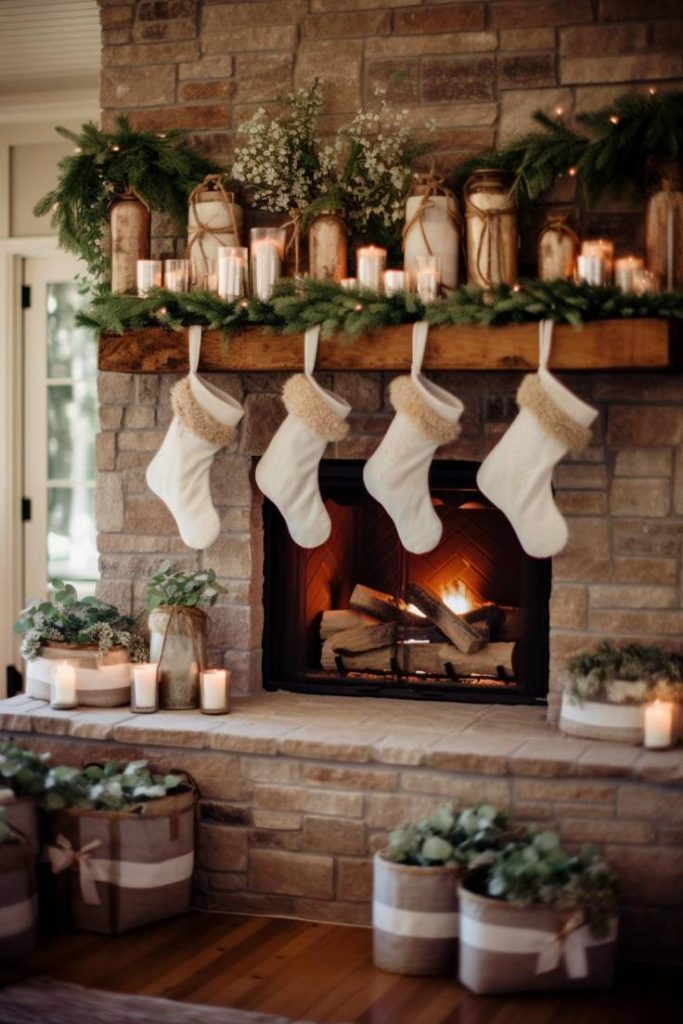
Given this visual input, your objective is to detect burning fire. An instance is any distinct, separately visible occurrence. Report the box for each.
[441,581,472,615]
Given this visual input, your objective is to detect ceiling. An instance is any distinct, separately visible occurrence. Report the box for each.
[0,0,100,96]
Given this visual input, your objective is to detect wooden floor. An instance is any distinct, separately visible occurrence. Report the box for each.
[11,913,680,1024]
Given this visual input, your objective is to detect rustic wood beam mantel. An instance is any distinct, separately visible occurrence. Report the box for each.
[98,319,675,374]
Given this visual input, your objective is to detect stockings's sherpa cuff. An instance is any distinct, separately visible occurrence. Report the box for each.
[283,375,350,441]
[517,374,592,452]
[389,376,461,446]
[171,377,237,447]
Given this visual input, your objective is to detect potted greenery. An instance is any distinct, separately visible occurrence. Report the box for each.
[0,807,37,962]
[147,562,226,709]
[0,740,52,851]
[373,803,508,976]
[44,760,195,935]
[15,582,148,707]
[34,115,218,290]
[559,642,683,744]
[458,829,618,994]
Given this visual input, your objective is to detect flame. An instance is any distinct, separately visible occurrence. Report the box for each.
[406,603,426,619]
[441,581,471,616]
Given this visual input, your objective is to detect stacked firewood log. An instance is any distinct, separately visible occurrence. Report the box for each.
[320,583,517,681]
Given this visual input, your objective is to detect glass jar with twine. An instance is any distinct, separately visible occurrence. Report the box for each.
[403,169,461,292]
[307,208,348,282]
[187,174,243,288]
[148,605,207,709]
[537,215,580,281]
[464,170,518,288]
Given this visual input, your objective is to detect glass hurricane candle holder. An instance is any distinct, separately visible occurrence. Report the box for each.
[416,254,442,304]
[250,228,285,302]
[136,259,162,297]
[50,661,77,709]
[356,246,386,292]
[631,267,660,295]
[200,669,231,715]
[383,270,407,296]
[614,256,644,292]
[131,663,159,714]
[164,259,190,293]
[643,700,677,750]
[218,246,248,301]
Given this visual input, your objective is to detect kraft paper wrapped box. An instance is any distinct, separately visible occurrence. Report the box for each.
[47,788,196,935]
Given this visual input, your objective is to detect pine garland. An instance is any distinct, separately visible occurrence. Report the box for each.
[33,116,220,278]
[77,278,683,340]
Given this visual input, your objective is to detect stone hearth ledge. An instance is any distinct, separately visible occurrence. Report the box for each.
[1,693,681,784]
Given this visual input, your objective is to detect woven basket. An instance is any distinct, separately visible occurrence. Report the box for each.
[373,852,460,976]
[559,691,645,744]
[24,642,131,707]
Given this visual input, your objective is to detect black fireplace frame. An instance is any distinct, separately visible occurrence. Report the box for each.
[262,460,551,705]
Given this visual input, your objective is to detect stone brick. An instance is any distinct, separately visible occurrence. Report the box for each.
[426,733,525,774]
[199,800,250,826]
[331,373,382,413]
[367,31,495,59]
[403,103,497,129]
[397,4,485,34]
[559,817,656,845]
[203,24,299,54]
[634,749,683,784]
[103,40,200,65]
[122,405,155,429]
[295,40,363,112]
[612,519,683,559]
[95,472,124,533]
[248,849,334,899]
[499,27,555,50]
[279,728,373,763]
[422,56,495,102]
[312,0,412,7]
[613,557,679,585]
[599,0,679,18]
[673,446,683,515]
[561,53,683,85]
[179,80,235,102]
[499,54,556,89]
[550,585,588,630]
[560,23,647,56]
[240,393,286,456]
[652,20,683,51]
[555,491,608,515]
[304,11,390,37]
[617,784,683,823]
[235,54,294,102]
[134,18,197,43]
[553,518,610,582]
[94,578,133,615]
[241,757,302,785]
[144,748,242,801]
[302,764,397,792]
[253,784,364,818]
[123,493,176,534]
[614,449,672,478]
[249,826,302,852]
[208,604,259,651]
[95,432,117,472]
[252,810,302,831]
[499,88,573,144]
[605,845,683,905]
[121,105,231,131]
[336,857,372,901]
[203,1,307,31]
[490,1,592,29]
[210,452,252,506]
[590,609,683,636]
[178,55,233,80]
[609,478,670,517]
[554,464,607,490]
[208,532,253,580]
[659,826,683,845]
[99,405,124,430]
[508,740,590,778]
[394,772,510,806]
[197,823,248,871]
[99,371,133,404]
[366,61,419,104]
[101,65,176,108]
[303,816,366,855]
[514,778,616,804]
[589,584,676,610]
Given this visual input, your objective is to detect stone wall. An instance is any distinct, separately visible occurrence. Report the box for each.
[96,366,683,710]
[99,0,683,264]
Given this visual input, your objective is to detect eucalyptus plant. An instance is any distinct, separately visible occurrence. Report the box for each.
[146,562,226,610]
[484,830,618,937]
[385,803,508,868]
[42,760,188,813]
[14,581,148,662]
[565,642,683,705]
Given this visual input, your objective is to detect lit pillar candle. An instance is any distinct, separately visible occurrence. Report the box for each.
[136,259,162,296]
[578,239,614,284]
[132,663,158,712]
[415,254,441,304]
[340,277,358,291]
[200,669,230,714]
[614,256,645,292]
[250,228,285,302]
[163,259,190,293]
[644,700,676,750]
[356,246,386,292]
[383,270,407,296]
[51,661,77,708]
[218,246,248,300]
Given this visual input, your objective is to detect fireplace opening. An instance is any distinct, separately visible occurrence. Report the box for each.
[262,460,550,703]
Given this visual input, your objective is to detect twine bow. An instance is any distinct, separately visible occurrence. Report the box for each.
[539,215,580,247]
[403,167,460,295]
[464,174,516,289]
[187,174,241,279]
[283,207,303,277]
[535,910,588,977]
[48,834,103,906]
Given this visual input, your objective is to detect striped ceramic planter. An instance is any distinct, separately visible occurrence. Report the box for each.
[458,881,618,994]
[559,692,644,744]
[24,642,132,707]
[373,852,460,976]
[0,841,37,964]
[48,787,196,935]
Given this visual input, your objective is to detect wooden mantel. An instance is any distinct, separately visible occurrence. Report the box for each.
[98,318,677,374]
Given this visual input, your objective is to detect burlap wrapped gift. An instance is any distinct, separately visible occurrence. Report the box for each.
[25,642,131,707]
[373,852,461,976]
[0,837,37,963]
[47,787,196,935]
[458,881,618,994]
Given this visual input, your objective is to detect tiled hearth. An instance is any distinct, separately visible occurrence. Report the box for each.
[2,692,682,963]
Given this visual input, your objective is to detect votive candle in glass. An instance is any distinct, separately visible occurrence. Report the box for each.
[614,256,645,292]
[131,663,158,714]
[136,259,162,297]
[51,661,77,709]
[643,700,676,750]
[164,259,190,293]
[383,269,407,296]
[250,228,285,302]
[340,277,358,291]
[200,669,230,714]
[631,267,660,295]
[416,254,442,304]
[356,246,386,292]
[218,246,248,301]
